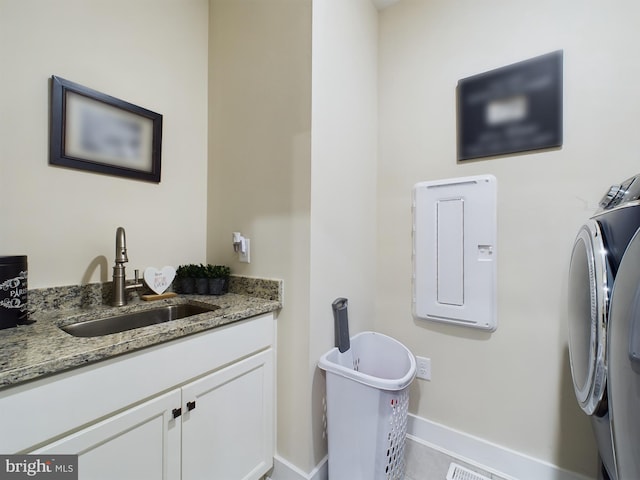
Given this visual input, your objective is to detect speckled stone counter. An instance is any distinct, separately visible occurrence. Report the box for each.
[0,275,282,389]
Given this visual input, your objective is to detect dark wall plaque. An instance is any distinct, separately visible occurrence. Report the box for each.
[457,50,563,161]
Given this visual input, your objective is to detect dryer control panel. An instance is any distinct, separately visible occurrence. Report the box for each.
[599,175,639,210]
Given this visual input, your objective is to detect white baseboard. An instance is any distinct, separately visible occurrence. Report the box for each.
[407,414,595,480]
[267,454,328,480]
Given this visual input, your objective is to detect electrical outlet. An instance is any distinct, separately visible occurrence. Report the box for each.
[416,356,431,381]
[238,238,250,263]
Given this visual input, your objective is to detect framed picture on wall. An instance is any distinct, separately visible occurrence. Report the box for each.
[49,75,163,183]
[457,50,563,161]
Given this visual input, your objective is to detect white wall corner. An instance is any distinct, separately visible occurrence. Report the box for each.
[407,414,595,480]
[371,0,400,11]
[268,455,328,480]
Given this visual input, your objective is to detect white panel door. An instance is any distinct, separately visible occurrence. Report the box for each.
[413,175,497,330]
[181,349,274,480]
[32,389,181,480]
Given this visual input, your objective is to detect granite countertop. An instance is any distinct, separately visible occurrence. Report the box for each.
[0,276,282,389]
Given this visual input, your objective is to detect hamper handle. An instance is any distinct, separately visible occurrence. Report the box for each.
[332,298,350,353]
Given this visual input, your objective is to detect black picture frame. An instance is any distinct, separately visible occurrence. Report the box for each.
[49,75,163,183]
[457,50,563,161]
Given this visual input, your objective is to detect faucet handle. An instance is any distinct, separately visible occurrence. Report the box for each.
[133,269,139,284]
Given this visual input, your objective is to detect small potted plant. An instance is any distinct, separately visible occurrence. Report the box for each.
[207,264,231,295]
[176,264,197,294]
[194,263,209,294]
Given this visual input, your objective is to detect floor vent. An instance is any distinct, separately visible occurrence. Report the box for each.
[446,462,492,480]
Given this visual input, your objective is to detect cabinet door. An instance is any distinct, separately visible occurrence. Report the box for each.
[182,349,274,480]
[32,389,181,480]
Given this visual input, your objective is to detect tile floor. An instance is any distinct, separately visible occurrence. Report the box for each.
[265,436,509,480]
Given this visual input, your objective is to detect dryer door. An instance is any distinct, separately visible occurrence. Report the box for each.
[568,220,610,415]
[608,227,640,479]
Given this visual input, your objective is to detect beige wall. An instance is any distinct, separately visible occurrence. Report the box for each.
[377,0,640,476]
[0,0,209,289]
[207,0,378,472]
[309,0,379,467]
[207,0,314,471]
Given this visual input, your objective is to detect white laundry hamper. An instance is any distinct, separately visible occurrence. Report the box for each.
[319,331,417,480]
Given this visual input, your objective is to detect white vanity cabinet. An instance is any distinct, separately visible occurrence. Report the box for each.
[182,349,273,480]
[34,389,182,479]
[1,313,275,480]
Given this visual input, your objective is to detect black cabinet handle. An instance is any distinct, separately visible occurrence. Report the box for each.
[172,407,182,418]
[187,400,196,411]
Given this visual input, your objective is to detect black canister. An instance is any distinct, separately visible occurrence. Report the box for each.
[0,256,28,329]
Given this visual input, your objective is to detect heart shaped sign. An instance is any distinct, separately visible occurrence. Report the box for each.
[144,266,176,295]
